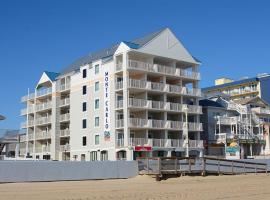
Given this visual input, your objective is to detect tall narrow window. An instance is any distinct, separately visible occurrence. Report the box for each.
[82,119,87,129]
[95,117,99,127]
[82,136,87,146]
[82,69,87,78]
[95,135,100,145]
[95,99,100,109]
[95,81,99,91]
[95,64,99,74]
[82,102,87,112]
[82,85,87,95]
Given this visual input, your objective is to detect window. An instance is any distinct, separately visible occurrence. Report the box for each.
[95,135,100,145]
[82,119,87,129]
[82,136,87,146]
[90,151,97,161]
[82,102,87,112]
[82,69,87,78]
[95,64,99,74]
[82,85,87,95]
[95,117,99,127]
[95,81,99,91]
[95,99,100,109]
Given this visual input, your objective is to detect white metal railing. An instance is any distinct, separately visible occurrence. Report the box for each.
[60,113,70,122]
[59,98,70,107]
[21,92,35,102]
[59,82,71,91]
[21,122,27,129]
[35,116,52,125]
[116,119,124,128]
[116,100,123,109]
[189,140,204,148]
[150,100,165,109]
[252,107,270,115]
[188,105,202,114]
[128,98,147,108]
[36,101,52,112]
[128,79,147,89]
[217,116,238,124]
[150,82,164,91]
[60,129,70,137]
[28,133,34,140]
[168,121,184,129]
[19,134,27,142]
[35,131,51,140]
[116,63,123,71]
[36,88,52,97]
[187,122,203,131]
[60,144,70,152]
[129,118,148,127]
[116,139,124,147]
[168,102,183,111]
[168,85,182,93]
[28,120,35,127]
[148,119,165,128]
[128,60,200,80]
[115,81,123,90]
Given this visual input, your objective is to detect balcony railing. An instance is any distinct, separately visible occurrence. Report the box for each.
[59,82,71,91]
[60,113,70,122]
[116,119,124,128]
[59,98,70,107]
[60,129,70,137]
[187,122,203,131]
[116,139,124,147]
[19,134,27,142]
[115,81,123,90]
[35,131,51,140]
[128,60,200,80]
[28,133,34,140]
[127,138,203,148]
[36,88,52,97]
[115,63,123,71]
[28,120,35,127]
[217,116,238,124]
[21,92,35,102]
[21,122,27,129]
[60,144,70,152]
[35,116,52,125]
[116,100,123,109]
[36,101,52,112]
[252,107,270,115]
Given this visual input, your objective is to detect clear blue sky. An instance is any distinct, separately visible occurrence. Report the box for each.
[0,0,270,129]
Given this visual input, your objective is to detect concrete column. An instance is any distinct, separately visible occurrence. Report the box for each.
[123,53,130,148]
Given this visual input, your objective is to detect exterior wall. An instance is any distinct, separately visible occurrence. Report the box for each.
[260,77,270,104]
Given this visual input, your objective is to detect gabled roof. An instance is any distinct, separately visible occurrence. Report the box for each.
[233,96,269,107]
[60,28,168,75]
[44,71,60,81]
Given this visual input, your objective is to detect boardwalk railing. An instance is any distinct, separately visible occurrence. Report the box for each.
[137,157,268,177]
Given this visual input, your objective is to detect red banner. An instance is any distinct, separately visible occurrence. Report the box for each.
[134,146,152,151]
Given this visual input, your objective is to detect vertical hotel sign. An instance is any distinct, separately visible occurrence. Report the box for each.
[104,70,110,141]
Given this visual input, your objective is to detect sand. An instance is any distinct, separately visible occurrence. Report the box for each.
[0,174,270,200]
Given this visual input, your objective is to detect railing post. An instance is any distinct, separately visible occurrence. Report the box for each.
[188,158,191,173]
[231,161,234,175]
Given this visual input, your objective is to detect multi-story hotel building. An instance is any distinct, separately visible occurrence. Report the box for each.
[19,28,203,161]
[203,74,270,104]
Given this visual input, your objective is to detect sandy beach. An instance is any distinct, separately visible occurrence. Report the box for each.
[0,174,270,200]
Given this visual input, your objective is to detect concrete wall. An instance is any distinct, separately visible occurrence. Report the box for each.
[0,160,138,183]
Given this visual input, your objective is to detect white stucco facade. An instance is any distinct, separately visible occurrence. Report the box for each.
[19,28,204,161]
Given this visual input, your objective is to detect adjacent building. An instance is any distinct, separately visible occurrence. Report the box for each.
[203,74,270,104]
[19,28,204,161]
[200,96,270,159]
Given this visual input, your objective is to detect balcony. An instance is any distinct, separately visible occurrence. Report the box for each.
[36,116,52,126]
[36,88,52,98]
[127,138,203,148]
[21,122,27,129]
[28,120,35,127]
[116,100,123,109]
[116,119,124,128]
[252,107,270,115]
[59,98,70,107]
[21,92,35,102]
[60,144,70,152]
[115,63,123,71]
[36,101,52,112]
[35,131,51,140]
[60,129,70,137]
[59,82,71,92]
[36,145,51,153]
[28,133,34,140]
[19,134,27,142]
[128,78,201,97]
[187,122,203,131]
[128,60,200,80]
[115,81,123,90]
[60,113,70,122]
[216,116,238,124]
